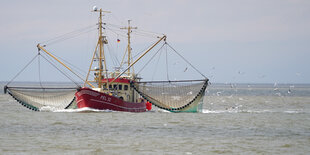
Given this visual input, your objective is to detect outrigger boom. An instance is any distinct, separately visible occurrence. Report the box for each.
[36,44,95,88]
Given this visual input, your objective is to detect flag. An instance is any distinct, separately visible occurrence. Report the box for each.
[117,39,120,43]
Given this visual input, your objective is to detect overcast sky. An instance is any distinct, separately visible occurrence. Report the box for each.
[1,0,310,84]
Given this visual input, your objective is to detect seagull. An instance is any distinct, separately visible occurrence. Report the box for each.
[184,67,188,72]
[238,71,245,75]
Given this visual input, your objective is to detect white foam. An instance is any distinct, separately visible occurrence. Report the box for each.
[53,107,115,113]
[283,110,303,114]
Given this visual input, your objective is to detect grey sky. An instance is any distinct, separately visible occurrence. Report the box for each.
[1,0,309,83]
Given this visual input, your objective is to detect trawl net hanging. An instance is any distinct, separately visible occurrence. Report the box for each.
[131,79,208,112]
[5,86,78,111]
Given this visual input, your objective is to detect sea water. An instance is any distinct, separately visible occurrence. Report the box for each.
[0,83,309,154]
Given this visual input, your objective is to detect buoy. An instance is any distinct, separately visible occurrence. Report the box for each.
[146,101,152,111]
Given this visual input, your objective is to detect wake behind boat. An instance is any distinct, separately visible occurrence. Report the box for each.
[5,7,208,113]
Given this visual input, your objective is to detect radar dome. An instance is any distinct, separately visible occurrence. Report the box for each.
[93,6,98,11]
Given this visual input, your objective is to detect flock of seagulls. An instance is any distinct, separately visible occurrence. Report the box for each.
[207,68,300,96]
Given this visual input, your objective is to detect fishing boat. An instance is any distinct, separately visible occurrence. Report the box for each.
[5,7,209,113]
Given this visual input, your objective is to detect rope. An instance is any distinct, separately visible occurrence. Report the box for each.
[40,53,80,87]
[131,38,162,61]
[135,79,207,83]
[137,42,166,75]
[6,86,78,89]
[105,26,127,38]
[151,46,164,81]
[131,32,159,39]
[38,53,43,88]
[105,36,121,67]
[119,46,128,69]
[165,44,170,81]
[6,54,39,86]
[40,50,90,87]
[106,22,162,38]
[41,25,97,46]
[47,28,97,46]
[166,42,207,79]
[38,52,45,105]
[105,23,123,29]
[135,28,164,36]
[50,52,89,79]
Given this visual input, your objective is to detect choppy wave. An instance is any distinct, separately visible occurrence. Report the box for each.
[202,109,307,114]
[52,108,308,114]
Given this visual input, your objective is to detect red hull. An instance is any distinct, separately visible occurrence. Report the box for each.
[75,87,147,112]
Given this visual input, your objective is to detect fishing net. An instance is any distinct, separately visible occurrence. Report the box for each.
[5,86,78,111]
[131,79,208,112]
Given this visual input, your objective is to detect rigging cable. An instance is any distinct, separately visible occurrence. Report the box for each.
[6,54,39,86]
[135,28,164,36]
[46,28,97,46]
[132,39,159,60]
[38,52,43,88]
[37,52,46,105]
[105,26,127,38]
[131,32,158,39]
[40,25,97,46]
[165,43,170,81]
[105,36,121,67]
[106,24,160,39]
[137,42,166,76]
[105,23,123,28]
[42,49,91,81]
[166,42,207,79]
[51,53,89,79]
[41,24,96,43]
[119,46,129,70]
[151,45,165,81]
[40,53,80,87]
[110,14,125,26]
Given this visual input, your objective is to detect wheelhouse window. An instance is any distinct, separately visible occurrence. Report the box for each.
[113,84,117,90]
[118,84,122,90]
[124,85,129,91]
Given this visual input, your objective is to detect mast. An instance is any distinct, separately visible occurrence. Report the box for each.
[85,8,110,90]
[121,20,137,77]
[98,9,106,89]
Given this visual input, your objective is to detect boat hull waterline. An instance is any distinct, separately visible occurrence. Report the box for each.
[75,87,149,112]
